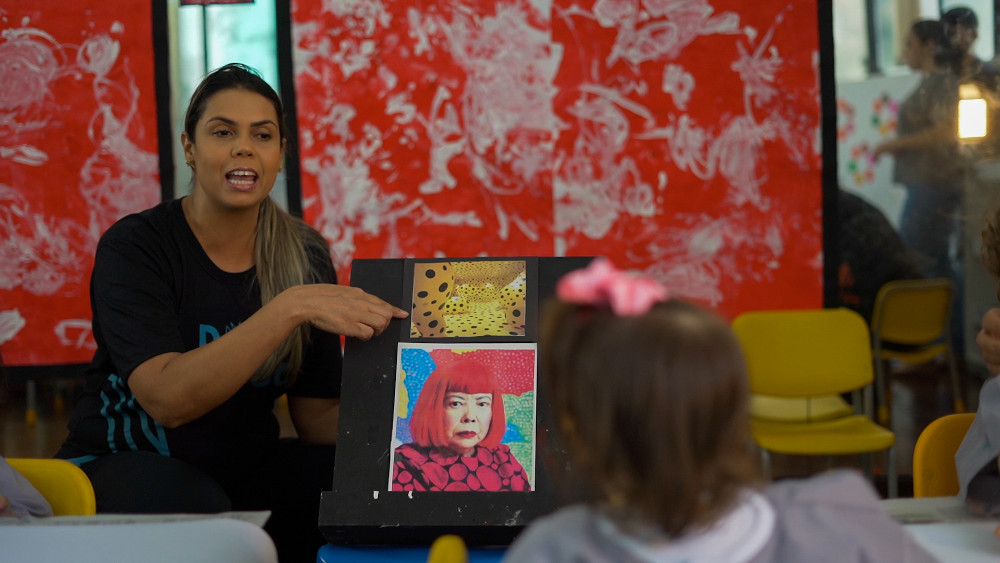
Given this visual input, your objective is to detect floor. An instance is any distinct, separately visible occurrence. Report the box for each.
[0,358,988,499]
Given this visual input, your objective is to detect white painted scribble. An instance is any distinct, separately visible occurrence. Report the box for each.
[662,64,694,110]
[0,309,26,346]
[54,319,95,350]
[0,185,91,295]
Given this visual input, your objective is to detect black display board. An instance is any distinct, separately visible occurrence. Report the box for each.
[319,256,592,546]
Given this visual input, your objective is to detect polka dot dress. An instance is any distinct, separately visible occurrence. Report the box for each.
[392,443,531,492]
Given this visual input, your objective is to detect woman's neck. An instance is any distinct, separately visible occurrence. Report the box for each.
[181,195,258,273]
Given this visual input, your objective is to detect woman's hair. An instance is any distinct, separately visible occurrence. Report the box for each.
[409,357,507,450]
[982,203,1000,279]
[909,19,954,68]
[541,298,759,539]
[185,63,327,383]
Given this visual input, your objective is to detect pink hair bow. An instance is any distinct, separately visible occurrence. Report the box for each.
[556,258,669,316]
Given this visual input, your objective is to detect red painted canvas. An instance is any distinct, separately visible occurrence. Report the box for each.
[0,3,162,365]
[290,0,823,319]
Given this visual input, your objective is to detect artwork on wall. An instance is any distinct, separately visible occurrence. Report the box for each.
[836,75,920,229]
[287,0,826,319]
[0,2,166,366]
[320,256,590,545]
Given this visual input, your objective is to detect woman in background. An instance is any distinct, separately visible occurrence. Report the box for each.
[873,19,965,282]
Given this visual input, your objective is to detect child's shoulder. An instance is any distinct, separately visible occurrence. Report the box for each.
[503,505,619,563]
[763,469,882,508]
[755,471,937,562]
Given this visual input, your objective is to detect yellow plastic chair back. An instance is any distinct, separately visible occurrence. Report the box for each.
[733,308,875,397]
[870,278,963,424]
[7,458,97,516]
[912,413,975,498]
[872,278,953,346]
[732,308,897,497]
[427,534,469,563]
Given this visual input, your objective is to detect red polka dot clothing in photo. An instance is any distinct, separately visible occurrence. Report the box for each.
[392,443,531,492]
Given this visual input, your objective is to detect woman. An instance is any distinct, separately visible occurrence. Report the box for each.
[56,63,407,561]
[873,19,965,281]
[392,357,531,491]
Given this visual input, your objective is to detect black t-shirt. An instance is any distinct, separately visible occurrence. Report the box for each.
[57,198,342,477]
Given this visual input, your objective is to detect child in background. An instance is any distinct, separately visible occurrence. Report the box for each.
[504,258,936,562]
[958,201,1000,521]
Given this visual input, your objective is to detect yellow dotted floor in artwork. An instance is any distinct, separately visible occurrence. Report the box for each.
[410,302,520,337]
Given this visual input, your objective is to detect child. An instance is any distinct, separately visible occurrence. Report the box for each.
[504,258,936,562]
[957,200,1000,520]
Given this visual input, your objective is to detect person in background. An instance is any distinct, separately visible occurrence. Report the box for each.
[55,63,407,562]
[503,258,936,562]
[874,18,968,357]
[838,188,924,324]
[942,6,1000,92]
[873,19,965,282]
[392,357,530,492]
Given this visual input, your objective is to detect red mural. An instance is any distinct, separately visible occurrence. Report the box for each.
[291,0,823,319]
[0,3,162,365]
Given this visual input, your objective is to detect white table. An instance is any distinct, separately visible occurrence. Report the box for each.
[881,496,1000,561]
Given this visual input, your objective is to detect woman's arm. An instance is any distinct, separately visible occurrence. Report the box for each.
[873,119,953,158]
[288,396,339,445]
[129,283,406,427]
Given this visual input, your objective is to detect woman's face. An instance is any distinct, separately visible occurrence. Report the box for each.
[182,88,284,212]
[442,391,493,456]
[903,30,933,70]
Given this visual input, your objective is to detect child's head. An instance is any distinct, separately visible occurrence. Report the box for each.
[409,357,508,454]
[541,259,758,538]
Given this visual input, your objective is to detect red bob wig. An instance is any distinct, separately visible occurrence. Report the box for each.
[409,357,507,450]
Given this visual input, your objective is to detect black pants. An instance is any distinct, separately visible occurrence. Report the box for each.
[80,439,335,563]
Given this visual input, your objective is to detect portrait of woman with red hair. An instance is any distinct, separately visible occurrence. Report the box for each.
[391,357,531,492]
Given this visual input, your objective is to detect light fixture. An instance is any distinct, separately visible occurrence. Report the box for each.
[958,83,988,140]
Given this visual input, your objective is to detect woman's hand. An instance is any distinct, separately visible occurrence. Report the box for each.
[283,284,408,340]
[978,308,1000,375]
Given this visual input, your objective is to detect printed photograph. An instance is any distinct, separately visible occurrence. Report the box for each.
[389,343,536,492]
[408,259,529,338]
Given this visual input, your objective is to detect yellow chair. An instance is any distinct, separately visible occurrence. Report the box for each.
[871,278,963,427]
[426,534,469,563]
[912,413,976,497]
[732,308,898,497]
[7,458,97,516]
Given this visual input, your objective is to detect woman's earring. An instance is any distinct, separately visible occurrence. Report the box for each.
[186,159,195,170]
